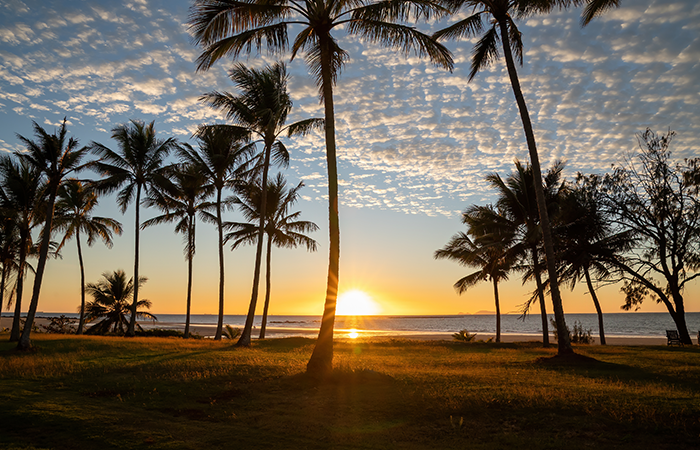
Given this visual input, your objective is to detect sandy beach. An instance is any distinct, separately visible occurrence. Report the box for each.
[0,315,673,345]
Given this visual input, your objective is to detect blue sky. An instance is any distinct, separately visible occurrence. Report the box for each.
[0,0,699,317]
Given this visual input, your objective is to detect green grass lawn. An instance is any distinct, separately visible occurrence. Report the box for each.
[1,334,699,449]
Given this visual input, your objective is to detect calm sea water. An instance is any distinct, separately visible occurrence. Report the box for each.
[14,312,700,339]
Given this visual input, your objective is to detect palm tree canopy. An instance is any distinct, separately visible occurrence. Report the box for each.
[189,0,454,97]
[581,0,620,26]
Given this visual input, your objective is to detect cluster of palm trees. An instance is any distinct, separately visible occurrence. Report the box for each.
[2,63,319,348]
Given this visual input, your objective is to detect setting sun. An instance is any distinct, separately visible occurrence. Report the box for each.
[336,290,382,316]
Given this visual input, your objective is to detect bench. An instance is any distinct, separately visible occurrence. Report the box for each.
[666,330,683,346]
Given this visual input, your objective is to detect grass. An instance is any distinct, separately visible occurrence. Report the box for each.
[1,334,699,449]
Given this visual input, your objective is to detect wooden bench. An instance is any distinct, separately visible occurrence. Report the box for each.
[666,330,683,346]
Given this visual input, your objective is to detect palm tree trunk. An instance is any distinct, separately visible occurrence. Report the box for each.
[10,229,28,342]
[307,41,341,377]
[185,217,194,339]
[259,234,273,339]
[583,267,605,345]
[492,278,501,343]
[498,21,572,355]
[531,247,549,346]
[76,229,86,335]
[238,141,273,347]
[215,187,224,341]
[18,189,58,350]
[127,183,141,337]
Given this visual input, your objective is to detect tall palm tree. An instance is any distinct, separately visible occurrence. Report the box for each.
[189,0,453,376]
[14,118,88,350]
[581,0,620,25]
[142,164,211,338]
[53,180,123,335]
[202,62,322,347]
[0,156,43,342]
[226,174,319,339]
[180,125,251,340]
[85,269,155,335]
[89,120,178,337]
[0,212,18,316]
[435,205,516,343]
[434,0,573,354]
[485,160,565,346]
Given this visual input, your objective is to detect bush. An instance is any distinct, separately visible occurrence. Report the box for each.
[223,325,242,340]
[452,329,477,342]
[550,318,594,344]
[40,315,76,334]
[135,329,204,339]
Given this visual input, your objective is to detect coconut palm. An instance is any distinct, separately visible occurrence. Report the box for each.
[52,180,123,335]
[189,0,453,376]
[435,204,517,343]
[14,118,88,350]
[142,164,211,338]
[225,174,319,339]
[0,156,43,342]
[84,269,155,335]
[0,213,18,315]
[180,125,251,340]
[581,0,620,25]
[434,0,573,354]
[89,120,178,337]
[202,62,322,347]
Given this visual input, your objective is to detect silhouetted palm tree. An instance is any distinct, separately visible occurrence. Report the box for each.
[89,120,178,337]
[434,0,573,354]
[142,164,211,338]
[435,205,516,342]
[14,118,88,350]
[226,174,318,339]
[202,62,322,347]
[53,180,123,335]
[581,0,620,25]
[180,125,251,340]
[189,0,453,376]
[85,269,155,335]
[0,212,18,316]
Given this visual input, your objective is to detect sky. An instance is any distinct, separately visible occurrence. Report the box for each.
[0,0,699,318]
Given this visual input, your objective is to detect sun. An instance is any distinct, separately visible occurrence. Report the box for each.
[336,290,382,316]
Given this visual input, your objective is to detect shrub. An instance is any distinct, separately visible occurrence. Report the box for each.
[223,325,242,340]
[452,329,477,342]
[550,318,594,344]
[40,315,76,334]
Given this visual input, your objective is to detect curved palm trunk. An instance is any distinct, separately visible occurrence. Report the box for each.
[215,187,225,341]
[18,189,58,350]
[237,141,273,347]
[185,216,195,339]
[307,41,341,377]
[259,233,273,339]
[76,229,86,335]
[127,183,142,337]
[492,278,501,343]
[498,21,571,355]
[583,267,605,345]
[10,229,29,342]
[531,246,549,346]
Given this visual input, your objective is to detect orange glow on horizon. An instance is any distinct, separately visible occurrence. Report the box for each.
[336,290,382,316]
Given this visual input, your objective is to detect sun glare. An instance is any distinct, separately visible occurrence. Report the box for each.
[348,329,360,339]
[336,290,382,316]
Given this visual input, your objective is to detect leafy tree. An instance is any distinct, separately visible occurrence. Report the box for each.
[89,120,178,337]
[53,180,123,335]
[85,270,155,335]
[142,164,211,338]
[434,0,573,354]
[226,174,318,339]
[201,62,322,347]
[180,125,251,340]
[15,119,87,350]
[600,129,700,345]
[189,0,453,376]
[435,204,516,343]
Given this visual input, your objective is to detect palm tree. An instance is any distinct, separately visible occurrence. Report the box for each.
[202,62,322,347]
[189,0,453,376]
[434,0,573,354]
[89,120,178,337]
[226,174,319,339]
[14,118,88,350]
[485,160,565,346]
[53,180,123,335]
[85,269,155,335]
[435,205,516,342]
[0,212,18,316]
[581,0,620,25]
[142,164,211,338]
[0,156,42,342]
[180,125,251,340]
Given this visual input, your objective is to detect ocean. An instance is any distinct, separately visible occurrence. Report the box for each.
[11,311,700,339]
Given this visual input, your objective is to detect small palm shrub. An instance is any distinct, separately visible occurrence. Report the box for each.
[223,325,241,340]
[452,329,477,342]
